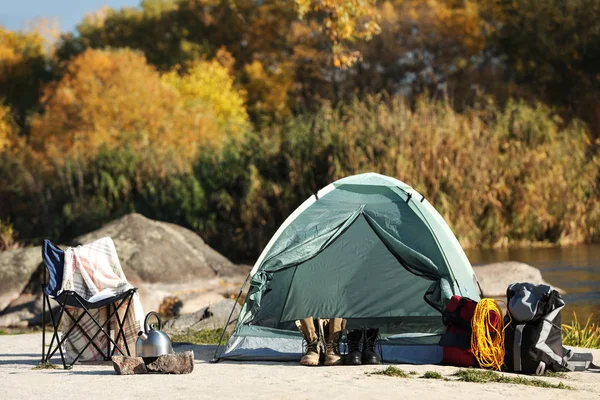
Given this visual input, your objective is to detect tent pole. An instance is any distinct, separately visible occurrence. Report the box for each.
[211,273,250,363]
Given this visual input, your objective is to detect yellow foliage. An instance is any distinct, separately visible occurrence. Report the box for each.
[30,48,248,175]
[0,104,18,153]
[294,0,381,67]
[161,54,249,139]
[243,60,295,118]
[0,26,49,124]
[0,26,46,77]
[393,0,488,55]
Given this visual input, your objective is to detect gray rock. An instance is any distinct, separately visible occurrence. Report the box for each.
[75,213,239,283]
[0,294,58,328]
[112,355,148,375]
[163,299,240,333]
[178,291,226,315]
[145,351,194,374]
[473,261,564,298]
[0,247,42,313]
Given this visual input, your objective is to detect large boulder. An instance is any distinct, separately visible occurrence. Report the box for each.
[0,294,41,327]
[0,214,247,327]
[178,291,226,315]
[0,247,42,313]
[163,299,240,333]
[75,213,239,283]
[473,261,564,298]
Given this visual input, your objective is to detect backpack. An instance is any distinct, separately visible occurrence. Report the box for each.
[504,282,595,375]
[439,296,480,367]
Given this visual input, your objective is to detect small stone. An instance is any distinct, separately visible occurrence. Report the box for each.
[145,351,194,374]
[112,355,148,375]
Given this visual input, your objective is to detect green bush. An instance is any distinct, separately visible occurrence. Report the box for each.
[562,312,600,349]
[1,95,598,263]
[192,95,599,261]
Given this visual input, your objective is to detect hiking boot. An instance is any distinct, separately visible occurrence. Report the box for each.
[345,328,363,365]
[323,318,346,366]
[362,327,381,365]
[295,317,321,366]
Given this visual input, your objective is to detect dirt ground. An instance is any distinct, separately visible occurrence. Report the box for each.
[1,333,598,400]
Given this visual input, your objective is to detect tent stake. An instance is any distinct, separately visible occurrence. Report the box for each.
[211,273,250,363]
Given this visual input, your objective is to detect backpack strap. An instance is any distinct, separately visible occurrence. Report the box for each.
[563,347,595,372]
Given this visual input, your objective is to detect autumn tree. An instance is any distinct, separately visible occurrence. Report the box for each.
[55,0,386,119]
[30,48,248,175]
[0,26,52,129]
[0,104,18,153]
[161,49,249,139]
[294,0,381,68]
[488,0,600,135]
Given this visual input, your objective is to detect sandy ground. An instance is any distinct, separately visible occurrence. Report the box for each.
[1,333,598,400]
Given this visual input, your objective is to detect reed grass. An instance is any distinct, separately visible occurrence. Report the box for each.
[562,312,600,349]
[2,95,598,261]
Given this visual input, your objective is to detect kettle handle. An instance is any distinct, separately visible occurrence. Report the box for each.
[144,311,163,332]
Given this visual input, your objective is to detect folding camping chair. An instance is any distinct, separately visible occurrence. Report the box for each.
[40,240,137,369]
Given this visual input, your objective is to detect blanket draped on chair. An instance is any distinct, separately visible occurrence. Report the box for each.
[60,237,144,362]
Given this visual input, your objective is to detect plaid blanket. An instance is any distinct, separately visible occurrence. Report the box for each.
[60,237,144,363]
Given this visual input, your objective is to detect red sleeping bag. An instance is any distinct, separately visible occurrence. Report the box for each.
[439,296,486,367]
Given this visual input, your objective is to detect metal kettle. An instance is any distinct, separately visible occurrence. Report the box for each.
[136,311,173,358]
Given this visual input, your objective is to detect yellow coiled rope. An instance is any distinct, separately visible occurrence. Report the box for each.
[471,298,512,371]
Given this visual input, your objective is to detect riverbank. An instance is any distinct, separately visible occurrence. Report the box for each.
[467,244,600,324]
[2,333,599,400]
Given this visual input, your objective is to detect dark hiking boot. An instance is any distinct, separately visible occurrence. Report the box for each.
[345,328,363,365]
[295,317,321,366]
[362,327,381,365]
[323,318,346,366]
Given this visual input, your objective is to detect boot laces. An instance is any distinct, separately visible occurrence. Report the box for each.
[346,330,362,353]
[302,335,320,352]
[325,337,340,355]
[365,329,384,362]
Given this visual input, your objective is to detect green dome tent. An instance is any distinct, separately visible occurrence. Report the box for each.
[215,173,481,364]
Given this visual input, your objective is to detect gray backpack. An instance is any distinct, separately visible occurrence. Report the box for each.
[504,282,595,375]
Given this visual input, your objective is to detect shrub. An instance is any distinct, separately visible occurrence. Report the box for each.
[193,95,599,261]
[562,312,600,349]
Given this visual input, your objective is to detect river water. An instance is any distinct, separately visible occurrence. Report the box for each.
[466,245,600,325]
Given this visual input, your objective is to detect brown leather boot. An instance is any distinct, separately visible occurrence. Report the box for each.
[323,318,346,366]
[295,317,321,366]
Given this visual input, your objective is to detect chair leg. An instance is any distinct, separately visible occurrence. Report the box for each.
[50,302,105,368]
[106,305,111,361]
[62,307,110,360]
[45,295,68,369]
[41,292,46,365]
[62,309,111,366]
[45,290,138,368]
[66,296,130,364]
[111,292,134,356]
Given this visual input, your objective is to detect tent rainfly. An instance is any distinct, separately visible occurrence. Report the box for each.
[215,173,481,364]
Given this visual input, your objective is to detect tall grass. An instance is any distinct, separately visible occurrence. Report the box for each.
[1,95,598,261]
[562,312,600,349]
[196,95,599,260]
[0,219,20,252]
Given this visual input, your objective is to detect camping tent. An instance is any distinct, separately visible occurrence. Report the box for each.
[217,173,481,364]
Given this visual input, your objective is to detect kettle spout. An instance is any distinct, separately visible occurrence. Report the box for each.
[138,330,148,341]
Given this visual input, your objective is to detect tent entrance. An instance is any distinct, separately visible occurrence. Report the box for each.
[251,215,444,335]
